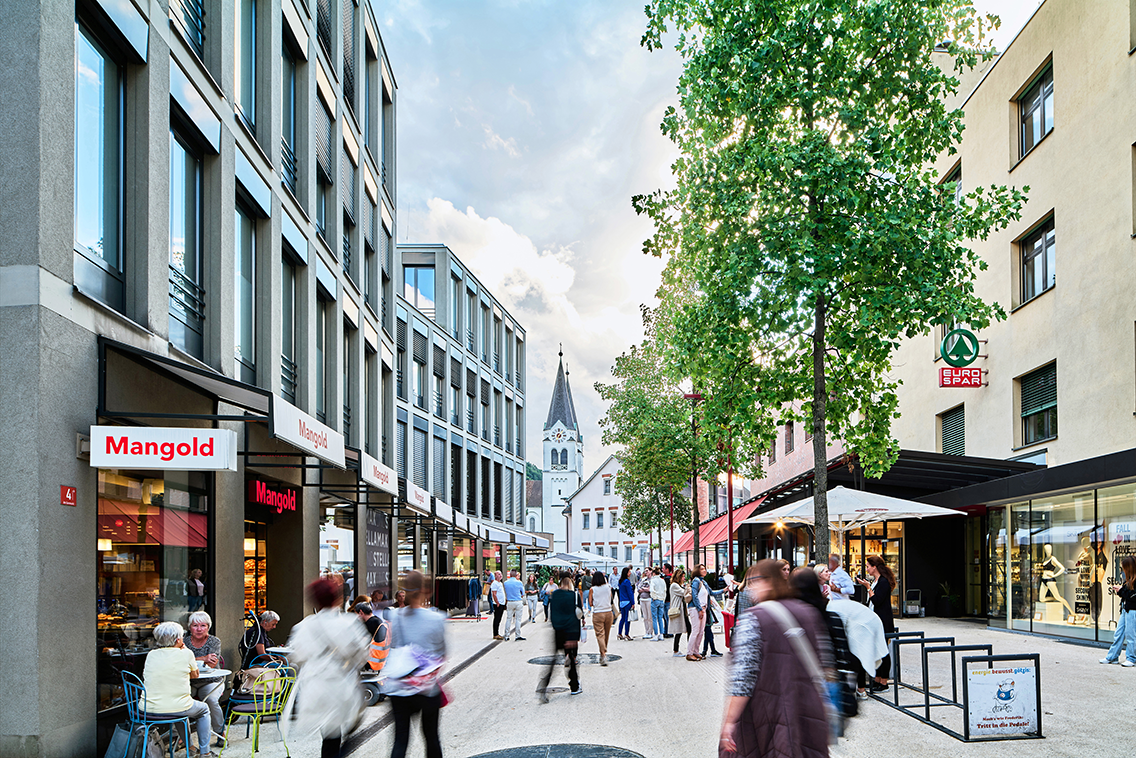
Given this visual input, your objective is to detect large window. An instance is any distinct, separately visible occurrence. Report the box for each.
[169,131,204,358]
[281,42,297,193]
[451,276,462,339]
[281,258,297,403]
[74,22,125,311]
[403,266,435,316]
[596,512,604,529]
[236,0,257,131]
[234,206,257,383]
[1021,363,1057,445]
[1021,219,1055,303]
[1019,66,1053,157]
[583,513,590,530]
[316,298,328,421]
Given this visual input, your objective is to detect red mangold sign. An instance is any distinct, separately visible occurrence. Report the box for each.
[939,367,984,388]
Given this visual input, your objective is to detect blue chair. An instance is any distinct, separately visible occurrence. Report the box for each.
[120,671,192,758]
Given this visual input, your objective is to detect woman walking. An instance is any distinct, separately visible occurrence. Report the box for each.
[538,572,583,700]
[669,567,691,657]
[284,579,369,758]
[541,575,557,621]
[856,555,895,691]
[386,570,447,758]
[525,574,540,622]
[719,560,832,758]
[616,567,636,641]
[1102,555,1136,665]
[589,571,614,665]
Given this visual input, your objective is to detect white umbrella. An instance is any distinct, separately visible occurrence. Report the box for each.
[533,556,577,568]
[565,550,619,566]
[739,486,966,549]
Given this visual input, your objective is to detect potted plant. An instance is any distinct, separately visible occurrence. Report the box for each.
[937,581,961,617]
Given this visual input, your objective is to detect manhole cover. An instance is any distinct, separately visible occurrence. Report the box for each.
[469,745,645,758]
[526,654,622,665]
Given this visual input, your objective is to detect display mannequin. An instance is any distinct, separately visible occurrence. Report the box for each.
[1037,543,1075,617]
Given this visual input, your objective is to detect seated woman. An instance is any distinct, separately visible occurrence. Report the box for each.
[183,611,224,743]
[240,611,280,669]
[143,621,214,758]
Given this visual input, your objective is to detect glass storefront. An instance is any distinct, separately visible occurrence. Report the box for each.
[483,543,502,575]
[839,522,905,615]
[990,483,1135,641]
[397,520,414,580]
[452,536,475,576]
[96,468,211,713]
[243,520,267,613]
[506,545,521,573]
[319,503,356,580]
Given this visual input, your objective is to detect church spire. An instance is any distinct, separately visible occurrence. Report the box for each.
[544,349,579,433]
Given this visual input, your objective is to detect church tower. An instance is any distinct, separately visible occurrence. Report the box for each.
[531,348,582,552]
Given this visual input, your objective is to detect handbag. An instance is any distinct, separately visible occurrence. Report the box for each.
[580,624,588,643]
[630,606,639,622]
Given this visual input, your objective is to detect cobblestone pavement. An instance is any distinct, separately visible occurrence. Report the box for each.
[219,614,1134,758]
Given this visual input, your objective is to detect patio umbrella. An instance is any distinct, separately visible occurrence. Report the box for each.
[738,486,966,549]
[532,556,577,568]
[565,550,618,566]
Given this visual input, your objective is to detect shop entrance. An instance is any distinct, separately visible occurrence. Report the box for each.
[843,522,904,616]
[964,514,986,617]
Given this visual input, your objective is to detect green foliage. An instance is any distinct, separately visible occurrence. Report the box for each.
[525,462,542,481]
[637,0,1027,562]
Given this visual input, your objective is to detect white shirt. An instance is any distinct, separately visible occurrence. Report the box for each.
[830,566,856,600]
[650,576,667,601]
[491,580,506,605]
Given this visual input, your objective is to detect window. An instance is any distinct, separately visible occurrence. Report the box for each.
[396,420,407,478]
[1019,66,1053,157]
[1021,363,1057,445]
[315,298,328,421]
[450,385,460,426]
[467,293,477,351]
[597,512,604,529]
[625,546,633,562]
[341,0,356,114]
[316,0,333,58]
[365,349,376,455]
[404,266,435,316]
[451,276,462,339]
[583,513,589,530]
[74,22,124,311]
[944,164,962,205]
[785,422,794,454]
[316,180,329,238]
[412,360,426,409]
[529,516,536,532]
[561,448,568,468]
[170,0,206,58]
[281,42,297,193]
[941,405,965,456]
[412,426,427,489]
[236,0,257,131]
[342,326,354,443]
[603,478,611,496]
[234,205,257,383]
[769,437,777,464]
[281,258,297,402]
[169,131,204,359]
[596,546,604,557]
[1021,219,1055,303]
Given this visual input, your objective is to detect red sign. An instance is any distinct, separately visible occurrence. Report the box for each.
[939,367,984,388]
[60,486,77,506]
[248,479,298,514]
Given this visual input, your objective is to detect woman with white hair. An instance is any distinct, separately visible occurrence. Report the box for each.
[143,621,214,757]
[183,611,225,741]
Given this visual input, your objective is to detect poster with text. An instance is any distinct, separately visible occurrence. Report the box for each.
[966,665,1038,737]
[365,509,392,600]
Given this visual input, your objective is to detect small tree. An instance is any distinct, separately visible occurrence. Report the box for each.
[637,0,1027,564]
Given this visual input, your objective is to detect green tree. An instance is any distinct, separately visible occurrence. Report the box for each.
[525,462,542,481]
[637,0,1027,563]
[596,306,709,558]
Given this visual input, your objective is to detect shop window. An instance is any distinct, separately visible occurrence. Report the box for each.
[940,404,965,456]
[74,21,125,313]
[320,501,355,579]
[97,470,211,714]
[243,520,267,613]
[1019,65,1053,158]
[1020,363,1057,445]
[169,130,204,358]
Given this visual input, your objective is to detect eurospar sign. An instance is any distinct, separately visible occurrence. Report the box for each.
[939,328,986,388]
[90,426,239,471]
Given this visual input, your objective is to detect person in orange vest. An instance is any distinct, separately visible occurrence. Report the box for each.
[355,603,390,672]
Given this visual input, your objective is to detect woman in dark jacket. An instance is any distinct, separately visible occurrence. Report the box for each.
[537,573,583,700]
[616,567,636,640]
[857,555,895,690]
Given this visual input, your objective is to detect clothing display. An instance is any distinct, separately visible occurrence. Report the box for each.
[432,576,474,613]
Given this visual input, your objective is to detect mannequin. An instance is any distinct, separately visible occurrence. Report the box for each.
[1037,543,1074,617]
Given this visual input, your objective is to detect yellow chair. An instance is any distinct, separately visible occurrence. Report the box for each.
[222,668,295,756]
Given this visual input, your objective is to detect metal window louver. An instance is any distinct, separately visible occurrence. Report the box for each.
[433,346,446,378]
[315,101,334,182]
[396,421,407,478]
[316,0,333,58]
[466,369,476,397]
[1020,364,1057,417]
[480,379,490,406]
[450,358,462,388]
[396,319,407,351]
[412,427,427,488]
[412,332,428,364]
[433,436,445,496]
[941,406,965,456]
[342,0,356,113]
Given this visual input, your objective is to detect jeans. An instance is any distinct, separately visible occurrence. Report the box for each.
[190,679,224,733]
[651,599,667,636]
[701,624,720,655]
[492,605,505,637]
[1106,609,1136,663]
[542,599,550,620]
[539,632,579,694]
[390,693,443,758]
[151,699,211,752]
[526,596,539,620]
[503,600,525,639]
[617,603,633,637]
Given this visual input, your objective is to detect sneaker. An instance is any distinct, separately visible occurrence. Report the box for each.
[600,655,608,666]
[710,651,724,657]
[673,652,685,657]
[515,636,526,641]
[1101,657,1118,664]
[856,690,869,701]
[1122,660,1135,668]
[570,686,583,695]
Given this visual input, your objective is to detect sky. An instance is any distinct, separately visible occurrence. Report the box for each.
[378,0,1042,475]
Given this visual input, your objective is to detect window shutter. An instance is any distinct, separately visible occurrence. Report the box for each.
[396,319,407,351]
[466,369,476,397]
[433,436,446,496]
[433,346,446,378]
[481,379,490,405]
[505,469,514,522]
[1021,364,1057,417]
[315,102,333,182]
[396,421,407,478]
[412,331,427,364]
[341,0,356,109]
[341,152,355,221]
[412,427,427,488]
[450,358,463,388]
[942,406,965,456]
[364,201,375,251]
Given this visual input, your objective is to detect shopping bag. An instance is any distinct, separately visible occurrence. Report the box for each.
[580,625,588,643]
[103,724,137,758]
[630,607,639,622]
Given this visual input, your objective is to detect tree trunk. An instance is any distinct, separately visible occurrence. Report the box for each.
[812,293,830,566]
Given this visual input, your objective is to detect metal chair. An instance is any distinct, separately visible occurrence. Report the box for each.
[222,668,296,756]
[120,671,193,758]
[223,655,284,738]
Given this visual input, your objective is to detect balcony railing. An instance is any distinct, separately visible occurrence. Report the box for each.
[281,138,297,194]
[396,370,405,399]
[493,353,500,373]
[515,437,522,455]
[493,426,501,446]
[415,394,426,410]
[382,434,388,464]
[168,265,205,358]
[281,354,298,403]
[433,391,444,417]
[466,409,475,434]
[481,429,490,442]
[342,233,352,279]
[171,0,206,58]
[451,411,460,426]
[466,330,475,352]
[342,405,351,445]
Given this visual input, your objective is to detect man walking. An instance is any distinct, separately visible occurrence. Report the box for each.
[503,570,527,641]
[829,555,856,601]
[650,567,668,640]
[491,571,507,640]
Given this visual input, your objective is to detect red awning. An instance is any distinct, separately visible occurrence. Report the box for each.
[98,498,208,548]
[670,497,766,557]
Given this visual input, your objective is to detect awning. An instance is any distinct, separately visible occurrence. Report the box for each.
[670,497,766,557]
[98,498,208,548]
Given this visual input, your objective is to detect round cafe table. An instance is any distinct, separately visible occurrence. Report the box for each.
[266,646,293,656]
[195,667,232,682]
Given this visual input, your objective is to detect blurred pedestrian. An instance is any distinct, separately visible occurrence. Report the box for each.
[538,572,583,700]
[385,570,447,758]
[719,560,831,758]
[541,575,557,621]
[669,567,691,657]
[589,571,614,665]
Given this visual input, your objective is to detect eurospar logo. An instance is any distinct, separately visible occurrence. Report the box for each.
[298,419,328,451]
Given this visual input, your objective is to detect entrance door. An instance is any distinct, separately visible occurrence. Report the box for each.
[964,514,985,617]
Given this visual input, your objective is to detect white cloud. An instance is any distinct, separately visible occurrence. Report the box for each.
[481,125,521,158]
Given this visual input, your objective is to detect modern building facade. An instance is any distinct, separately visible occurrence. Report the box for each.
[0,2,542,755]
